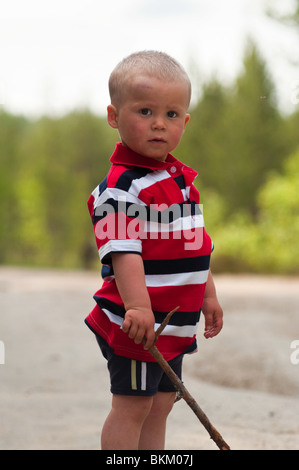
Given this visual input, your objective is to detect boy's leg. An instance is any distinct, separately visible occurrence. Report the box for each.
[95,334,182,449]
[138,391,176,450]
[101,394,153,450]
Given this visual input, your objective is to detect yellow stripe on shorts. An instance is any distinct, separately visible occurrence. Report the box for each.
[131,360,137,390]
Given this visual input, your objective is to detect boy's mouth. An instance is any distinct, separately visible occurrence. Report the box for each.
[149,138,166,143]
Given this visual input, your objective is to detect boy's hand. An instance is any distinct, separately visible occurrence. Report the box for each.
[122,307,156,350]
[202,297,223,339]
[111,253,156,350]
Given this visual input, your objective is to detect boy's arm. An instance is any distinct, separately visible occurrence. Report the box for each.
[111,253,156,350]
[202,269,223,338]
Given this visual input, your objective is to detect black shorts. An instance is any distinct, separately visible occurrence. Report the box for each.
[95,334,184,396]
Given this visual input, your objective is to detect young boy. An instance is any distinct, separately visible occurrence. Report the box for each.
[85,50,223,450]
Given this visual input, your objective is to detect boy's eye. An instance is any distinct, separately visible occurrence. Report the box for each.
[140,108,152,116]
[167,111,177,118]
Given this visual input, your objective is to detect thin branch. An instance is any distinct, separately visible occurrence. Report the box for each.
[145,307,231,451]
[154,306,180,341]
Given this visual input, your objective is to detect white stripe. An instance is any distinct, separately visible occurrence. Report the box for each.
[102,308,124,327]
[161,323,198,338]
[94,187,145,209]
[141,362,147,391]
[91,185,100,201]
[145,269,209,287]
[101,308,197,339]
[129,170,171,198]
[181,186,190,200]
[99,239,142,262]
[145,214,204,233]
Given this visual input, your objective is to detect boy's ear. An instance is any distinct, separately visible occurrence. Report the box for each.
[107,104,119,129]
[184,113,190,128]
[181,113,190,134]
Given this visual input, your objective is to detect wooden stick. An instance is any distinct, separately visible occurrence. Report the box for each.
[154,306,180,340]
[145,307,231,451]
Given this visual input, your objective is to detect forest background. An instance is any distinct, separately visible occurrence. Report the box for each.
[1,7,299,275]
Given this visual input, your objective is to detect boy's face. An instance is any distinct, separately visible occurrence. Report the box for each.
[107,75,190,161]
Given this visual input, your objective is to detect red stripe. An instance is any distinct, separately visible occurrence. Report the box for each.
[142,229,211,261]
[87,194,95,217]
[95,281,206,313]
[147,284,206,312]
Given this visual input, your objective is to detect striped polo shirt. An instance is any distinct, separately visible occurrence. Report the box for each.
[85,142,213,362]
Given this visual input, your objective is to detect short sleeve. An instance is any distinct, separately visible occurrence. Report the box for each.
[88,188,144,265]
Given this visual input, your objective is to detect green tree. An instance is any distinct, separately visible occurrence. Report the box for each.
[14,110,117,267]
[255,148,299,272]
[178,41,288,215]
[227,41,287,212]
[177,79,229,189]
[0,111,30,263]
[210,148,299,273]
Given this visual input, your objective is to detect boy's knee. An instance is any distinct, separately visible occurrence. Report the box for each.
[133,396,154,422]
[151,392,176,417]
[112,394,153,423]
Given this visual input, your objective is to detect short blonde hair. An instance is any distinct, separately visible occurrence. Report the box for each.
[109,50,191,106]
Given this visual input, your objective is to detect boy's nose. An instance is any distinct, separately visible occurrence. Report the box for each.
[152,116,166,130]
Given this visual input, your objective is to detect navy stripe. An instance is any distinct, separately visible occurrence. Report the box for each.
[99,176,108,195]
[148,201,201,222]
[93,296,201,327]
[94,296,126,318]
[153,309,201,326]
[92,198,122,224]
[101,264,114,277]
[143,255,210,275]
[173,174,186,190]
[93,200,201,224]
[101,255,210,278]
[115,167,153,192]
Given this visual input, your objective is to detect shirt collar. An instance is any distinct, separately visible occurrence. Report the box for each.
[110,142,197,181]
